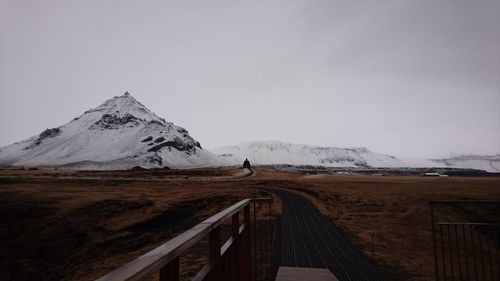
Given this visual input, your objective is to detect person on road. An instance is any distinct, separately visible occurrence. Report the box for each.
[243,158,251,169]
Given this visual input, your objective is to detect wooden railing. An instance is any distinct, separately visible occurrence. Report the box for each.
[96,198,274,281]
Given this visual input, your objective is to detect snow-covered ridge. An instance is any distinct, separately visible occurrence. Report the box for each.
[214,141,500,172]
[403,155,500,173]
[213,141,406,168]
[0,92,224,170]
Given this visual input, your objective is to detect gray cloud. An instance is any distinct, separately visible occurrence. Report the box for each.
[1,0,499,158]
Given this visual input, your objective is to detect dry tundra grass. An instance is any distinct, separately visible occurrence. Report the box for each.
[0,167,499,281]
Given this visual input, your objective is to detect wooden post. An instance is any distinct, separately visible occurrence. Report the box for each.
[207,225,222,281]
[239,204,251,281]
[371,233,374,261]
[159,257,179,281]
[233,212,240,237]
[231,211,241,281]
[430,202,440,281]
[210,226,221,261]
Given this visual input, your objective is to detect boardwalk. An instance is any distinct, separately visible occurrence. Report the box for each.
[265,188,383,281]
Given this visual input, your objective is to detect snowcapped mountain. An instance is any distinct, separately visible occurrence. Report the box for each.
[403,155,500,173]
[0,92,225,170]
[214,141,500,172]
[439,155,500,172]
[213,141,406,168]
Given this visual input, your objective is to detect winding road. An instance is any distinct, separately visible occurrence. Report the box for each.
[264,187,383,281]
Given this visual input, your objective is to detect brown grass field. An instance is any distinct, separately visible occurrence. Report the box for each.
[0,167,499,281]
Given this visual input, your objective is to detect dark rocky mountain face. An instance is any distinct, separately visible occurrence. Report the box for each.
[24,128,62,150]
[89,113,143,130]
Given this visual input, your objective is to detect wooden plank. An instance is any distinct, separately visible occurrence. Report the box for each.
[275,267,339,281]
[96,223,211,281]
[202,199,250,227]
[429,200,500,204]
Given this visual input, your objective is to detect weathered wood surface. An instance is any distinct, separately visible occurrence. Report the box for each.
[275,267,339,281]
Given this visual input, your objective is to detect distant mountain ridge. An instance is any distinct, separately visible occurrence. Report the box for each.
[0,92,224,170]
[213,141,500,172]
[404,154,500,173]
[213,141,406,168]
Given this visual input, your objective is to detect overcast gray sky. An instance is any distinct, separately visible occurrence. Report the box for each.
[1,0,499,158]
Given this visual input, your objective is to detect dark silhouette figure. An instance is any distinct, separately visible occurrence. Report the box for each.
[243,158,251,169]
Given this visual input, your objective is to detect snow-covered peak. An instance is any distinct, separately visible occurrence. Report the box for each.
[82,92,166,123]
[0,93,224,169]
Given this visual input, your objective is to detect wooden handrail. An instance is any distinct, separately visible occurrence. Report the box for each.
[429,200,500,204]
[436,222,500,226]
[96,198,272,281]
